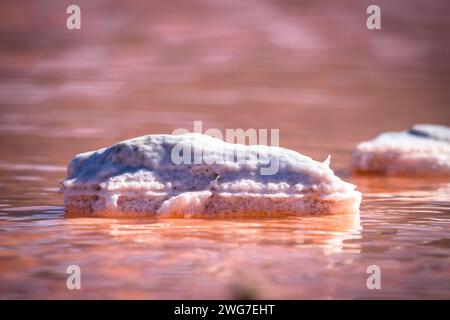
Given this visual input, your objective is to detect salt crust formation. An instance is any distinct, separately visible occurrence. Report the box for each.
[352,124,450,176]
[61,133,362,217]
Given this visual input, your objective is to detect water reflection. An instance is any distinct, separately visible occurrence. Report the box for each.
[102,214,362,254]
[0,208,362,299]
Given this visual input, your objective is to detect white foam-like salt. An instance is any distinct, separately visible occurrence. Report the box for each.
[352,124,450,176]
[61,133,361,216]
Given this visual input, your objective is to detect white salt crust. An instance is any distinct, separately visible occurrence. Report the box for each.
[61,133,361,217]
[352,124,450,176]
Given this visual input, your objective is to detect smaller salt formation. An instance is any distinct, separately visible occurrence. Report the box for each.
[352,124,450,176]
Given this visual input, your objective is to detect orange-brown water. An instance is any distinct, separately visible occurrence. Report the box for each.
[0,0,449,299]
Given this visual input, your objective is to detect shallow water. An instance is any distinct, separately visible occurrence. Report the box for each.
[0,0,450,299]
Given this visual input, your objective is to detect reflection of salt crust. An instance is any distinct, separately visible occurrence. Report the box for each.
[352,124,450,176]
[61,133,361,217]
